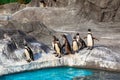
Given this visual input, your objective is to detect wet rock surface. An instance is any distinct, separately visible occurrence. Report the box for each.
[0,46,120,76]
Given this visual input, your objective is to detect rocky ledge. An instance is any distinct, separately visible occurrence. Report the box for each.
[0,46,120,76]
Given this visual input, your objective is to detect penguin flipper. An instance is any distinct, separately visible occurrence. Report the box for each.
[84,37,87,39]
[93,37,99,41]
[62,43,65,48]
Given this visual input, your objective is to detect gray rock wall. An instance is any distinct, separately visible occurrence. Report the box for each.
[28,0,120,22]
[1,0,120,22]
[75,0,120,22]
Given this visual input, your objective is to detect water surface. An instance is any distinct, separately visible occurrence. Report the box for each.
[0,67,93,80]
[1,67,120,80]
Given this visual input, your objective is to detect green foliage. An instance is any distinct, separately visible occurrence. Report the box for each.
[0,0,17,4]
[0,0,31,5]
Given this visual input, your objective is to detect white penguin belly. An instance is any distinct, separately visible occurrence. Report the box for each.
[54,43,60,54]
[24,49,31,60]
[76,36,79,42]
[73,41,79,51]
[87,35,93,47]
[40,3,44,7]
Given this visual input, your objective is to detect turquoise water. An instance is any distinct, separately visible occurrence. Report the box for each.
[0,67,93,80]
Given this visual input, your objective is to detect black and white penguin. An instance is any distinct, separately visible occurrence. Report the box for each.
[72,36,79,53]
[76,33,87,49]
[62,34,72,55]
[52,36,62,58]
[24,44,34,62]
[84,29,99,50]
[54,39,62,58]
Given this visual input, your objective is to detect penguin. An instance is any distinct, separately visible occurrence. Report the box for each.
[40,0,46,7]
[52,35,58,51]
[72,36,79,53]
[84,29,99,50]
[52,35,62,58]
[62,34,72,55]
[76,33,87,49]
[54,39,62,58]
[24,44,34,62]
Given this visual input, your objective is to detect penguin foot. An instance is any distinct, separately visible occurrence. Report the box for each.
[87,47,93,50]
[58,55,61,58]
[71,52,75,54]
[53,52,56,54]
[61,53,64,56]
[72,52,75,54]
[87,48,90,50]
[55,54,58,57]
[90,47,93,50]
[26,59,31,63]
[65,53,69,55]
[74,51,79,53]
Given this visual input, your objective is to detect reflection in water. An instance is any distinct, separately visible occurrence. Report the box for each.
[73,70,120,80]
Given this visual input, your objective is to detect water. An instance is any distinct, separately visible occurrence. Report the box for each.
[0,67,93,80]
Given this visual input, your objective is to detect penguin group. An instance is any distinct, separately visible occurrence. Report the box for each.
[2,29,99,63]
[52,29,99,58]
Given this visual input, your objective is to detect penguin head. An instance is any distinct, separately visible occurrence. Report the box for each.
[55,39,60,43]
[56,39,59,41]
[61,34,67,42]
[40,0,45,3]
[76,33,80,38]
[88,29,92,34]
[52,35,57,40]
[76,33,79,36]
[73,36,76,40]
[88,29,91,32]
[62,34,66,38]
[24,43,28,48]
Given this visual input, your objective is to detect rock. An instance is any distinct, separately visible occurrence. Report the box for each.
[27,0,70,7]
[11,7,77,30]
[28,0,120,22]
[0,21,52,58]
[114,6,120,21]
[0,3,21,15]
[75,0,120,22]
[0,20,54,39]
[0,0,120,22]
[27,0,40,7]
[0,46,120,76]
